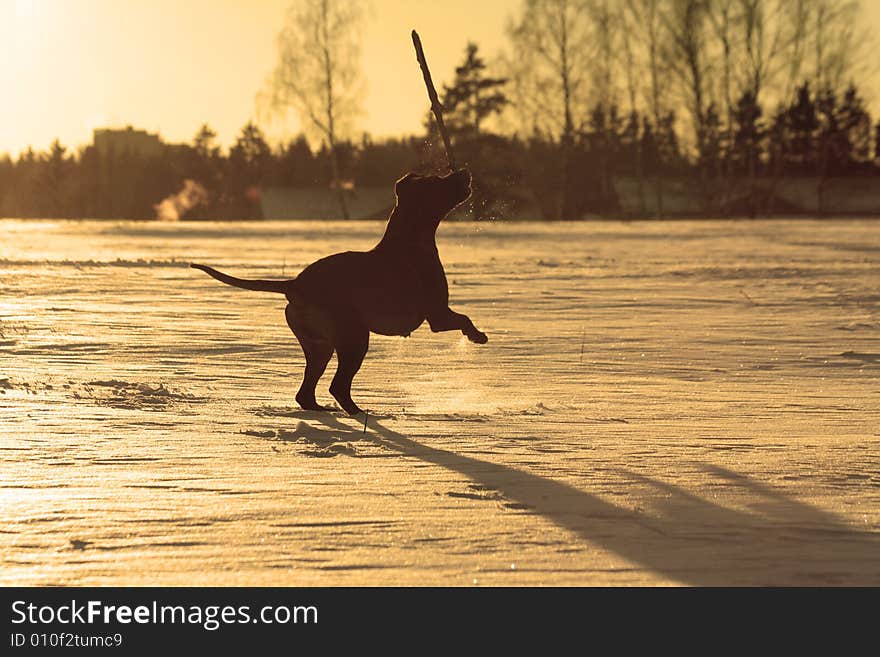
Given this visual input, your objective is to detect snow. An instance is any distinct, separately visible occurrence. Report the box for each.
[1,218,879,585]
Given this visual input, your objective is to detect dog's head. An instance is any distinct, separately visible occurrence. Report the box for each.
[393,168,472,228]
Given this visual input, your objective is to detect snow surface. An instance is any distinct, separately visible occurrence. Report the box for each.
[1,218,878,585]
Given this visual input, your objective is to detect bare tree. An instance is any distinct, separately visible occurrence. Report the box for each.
[263,0,365,219]
[617,3,646,213]
[704,1,819,108]
[588,0,621,210]
[707,0,735,127]
[705,0,738,210]
[809,0,865,94]
[807,0,867,214]
[662,0,712,163]
[507,0,595,219]
[501,0,872,220]
[626,0,672,216]
[590,0,619,111]
[507,0,594,139]
[738,0,781,100]
[781,0,813,100]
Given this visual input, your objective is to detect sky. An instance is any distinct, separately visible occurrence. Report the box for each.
[0,0,878,157]
[0,0,512,156]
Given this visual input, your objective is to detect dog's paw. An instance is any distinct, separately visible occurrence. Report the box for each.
[466,329,488,344]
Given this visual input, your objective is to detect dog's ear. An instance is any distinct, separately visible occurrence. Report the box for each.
[394,172,419,196]
[394,172,416,189]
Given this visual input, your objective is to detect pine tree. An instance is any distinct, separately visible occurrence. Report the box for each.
[275,135,315,186]
[657,111,680,172]
[187,124,222,196]
[732,91,763,176]
[227,122,272,190]
[438,43,519,220]
[767,107,788,175]
[641,118,658,176]
[875,121,880,164]
[41,140,71,217]
[442,43,509,138]
[816,87,843,176]
[620,110,641,170]
[226,122,272,218]
[836,85,872,169]
[620,110,645,214]
[786,83,818,172]
[193,124,220,159]
[701,103,722,176]
[577,102,621,213]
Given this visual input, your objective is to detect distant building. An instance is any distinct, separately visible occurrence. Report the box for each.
[93,126,163,158]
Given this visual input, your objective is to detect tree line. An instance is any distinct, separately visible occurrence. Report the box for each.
[495,0,880,218]
[2,0,878,220]
[0,125,430,220]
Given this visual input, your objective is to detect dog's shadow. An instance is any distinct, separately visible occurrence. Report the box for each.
[269,413,880,585]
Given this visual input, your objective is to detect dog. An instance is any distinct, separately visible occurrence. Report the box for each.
[191,168,488,416]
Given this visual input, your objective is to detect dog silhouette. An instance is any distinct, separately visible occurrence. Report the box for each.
[192,169,487,415]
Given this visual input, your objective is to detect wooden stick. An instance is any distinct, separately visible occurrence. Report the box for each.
[412,29,456,172]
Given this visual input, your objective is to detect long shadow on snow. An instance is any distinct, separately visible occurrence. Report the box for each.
[300,414,880,585]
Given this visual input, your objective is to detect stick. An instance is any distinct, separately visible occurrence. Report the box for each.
[412,29,456,172]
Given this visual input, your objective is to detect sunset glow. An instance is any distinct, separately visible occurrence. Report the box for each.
[0,0,514,156]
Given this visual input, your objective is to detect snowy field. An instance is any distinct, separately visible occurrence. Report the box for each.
[1,218,878,586]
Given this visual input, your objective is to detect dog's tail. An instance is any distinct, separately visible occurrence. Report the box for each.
[191,263,290,294]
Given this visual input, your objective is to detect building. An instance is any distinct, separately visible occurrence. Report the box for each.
[93,126,163,158]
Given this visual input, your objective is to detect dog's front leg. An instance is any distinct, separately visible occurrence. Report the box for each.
[427,307,488,344]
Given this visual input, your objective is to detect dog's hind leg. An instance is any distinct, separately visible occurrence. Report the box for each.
[294,337,333,411]
[286,304,333,411]
[427,307,488,344]
[329,330,370,416]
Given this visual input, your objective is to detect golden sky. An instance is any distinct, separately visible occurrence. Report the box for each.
[0,0,512,155]
[0,0,878,156]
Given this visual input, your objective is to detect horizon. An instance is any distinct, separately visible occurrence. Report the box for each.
[1,0,878,158]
